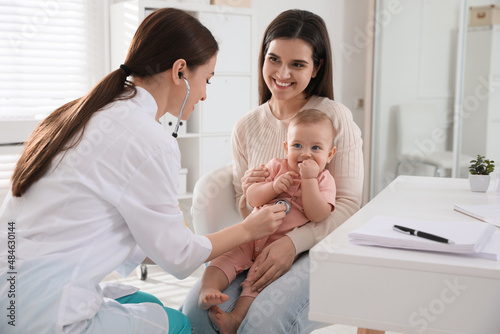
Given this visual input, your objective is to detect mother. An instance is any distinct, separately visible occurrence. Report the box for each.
[183,9,365,333]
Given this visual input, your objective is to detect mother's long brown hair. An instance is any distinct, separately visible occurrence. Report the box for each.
[11,8,218,197]
[258,9,334,105]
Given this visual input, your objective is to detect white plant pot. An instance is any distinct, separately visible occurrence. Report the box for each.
[469,174,490,192]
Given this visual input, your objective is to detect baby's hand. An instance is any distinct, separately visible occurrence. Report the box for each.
[272,171,297,194]
[299,160,320,179]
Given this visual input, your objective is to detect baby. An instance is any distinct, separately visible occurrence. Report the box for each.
[198,109,337,333]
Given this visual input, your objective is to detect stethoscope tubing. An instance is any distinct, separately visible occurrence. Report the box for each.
[172,77,190,138]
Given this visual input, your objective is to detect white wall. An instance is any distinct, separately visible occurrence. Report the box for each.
[335,0,371,129]
[470,0,500,6]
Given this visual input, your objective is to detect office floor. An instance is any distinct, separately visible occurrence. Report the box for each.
[102,265,400,334]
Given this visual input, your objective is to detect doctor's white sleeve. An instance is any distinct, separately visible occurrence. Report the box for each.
[116,149,212,280]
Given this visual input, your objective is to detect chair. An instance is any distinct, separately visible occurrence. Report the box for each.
[191,166,385,334]
[191,164,242,235]
[395,103,474,177]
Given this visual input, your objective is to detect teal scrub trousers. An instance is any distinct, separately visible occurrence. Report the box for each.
[116,291,191,334]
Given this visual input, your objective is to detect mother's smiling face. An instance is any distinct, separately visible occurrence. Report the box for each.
[262,38,320,103]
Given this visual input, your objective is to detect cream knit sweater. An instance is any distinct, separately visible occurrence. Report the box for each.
[231,95,364,254]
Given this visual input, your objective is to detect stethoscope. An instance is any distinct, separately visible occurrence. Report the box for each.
[172,75,190,138]
[274,199,291,214]
[172,74,292,215]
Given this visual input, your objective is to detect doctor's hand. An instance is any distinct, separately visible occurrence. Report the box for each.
[205,204,286,262]
[243,204,286,240]
[241,165,269,196]
[246,236,296,292]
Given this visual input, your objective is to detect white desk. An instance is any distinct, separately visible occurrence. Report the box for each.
[309,176,500,334]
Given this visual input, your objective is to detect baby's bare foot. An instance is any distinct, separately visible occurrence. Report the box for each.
[198,288,229,309]
[208,305,241,334]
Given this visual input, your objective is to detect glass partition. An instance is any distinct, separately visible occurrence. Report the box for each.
[370,0,499,197]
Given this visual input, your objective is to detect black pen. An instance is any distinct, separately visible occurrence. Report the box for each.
[393,225,455,244]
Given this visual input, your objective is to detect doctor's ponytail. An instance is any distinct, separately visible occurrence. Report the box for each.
[11,8,218,197]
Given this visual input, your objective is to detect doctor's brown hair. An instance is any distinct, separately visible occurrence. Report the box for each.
[11,8,218,197]
[258,9,334,105]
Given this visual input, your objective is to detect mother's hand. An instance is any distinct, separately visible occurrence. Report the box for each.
[241,165,269,195]
[246,236,296,292]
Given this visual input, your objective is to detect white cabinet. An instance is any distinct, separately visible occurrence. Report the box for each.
[199,12,252,73]
[462,25,500,162]
[110,0,255,210]
[202,75,251,133]
[200,136,232,174]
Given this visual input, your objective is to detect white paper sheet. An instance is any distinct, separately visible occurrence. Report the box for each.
[349,215,496,255]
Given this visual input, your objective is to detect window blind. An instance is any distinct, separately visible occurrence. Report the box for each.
[0,0,95,120]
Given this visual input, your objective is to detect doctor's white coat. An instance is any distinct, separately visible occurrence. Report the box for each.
[0,87,212,333]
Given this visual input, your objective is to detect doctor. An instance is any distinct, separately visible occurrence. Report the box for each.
[0,8,286,334]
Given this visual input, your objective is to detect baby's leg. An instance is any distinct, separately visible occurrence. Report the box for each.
[208,277,258,333]
[209,296,254,334]
[198,266,230,309]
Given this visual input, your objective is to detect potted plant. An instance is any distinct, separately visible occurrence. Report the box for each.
[469,155,495,192]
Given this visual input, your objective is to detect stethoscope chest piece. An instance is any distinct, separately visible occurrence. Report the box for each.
[274,198,291,214]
